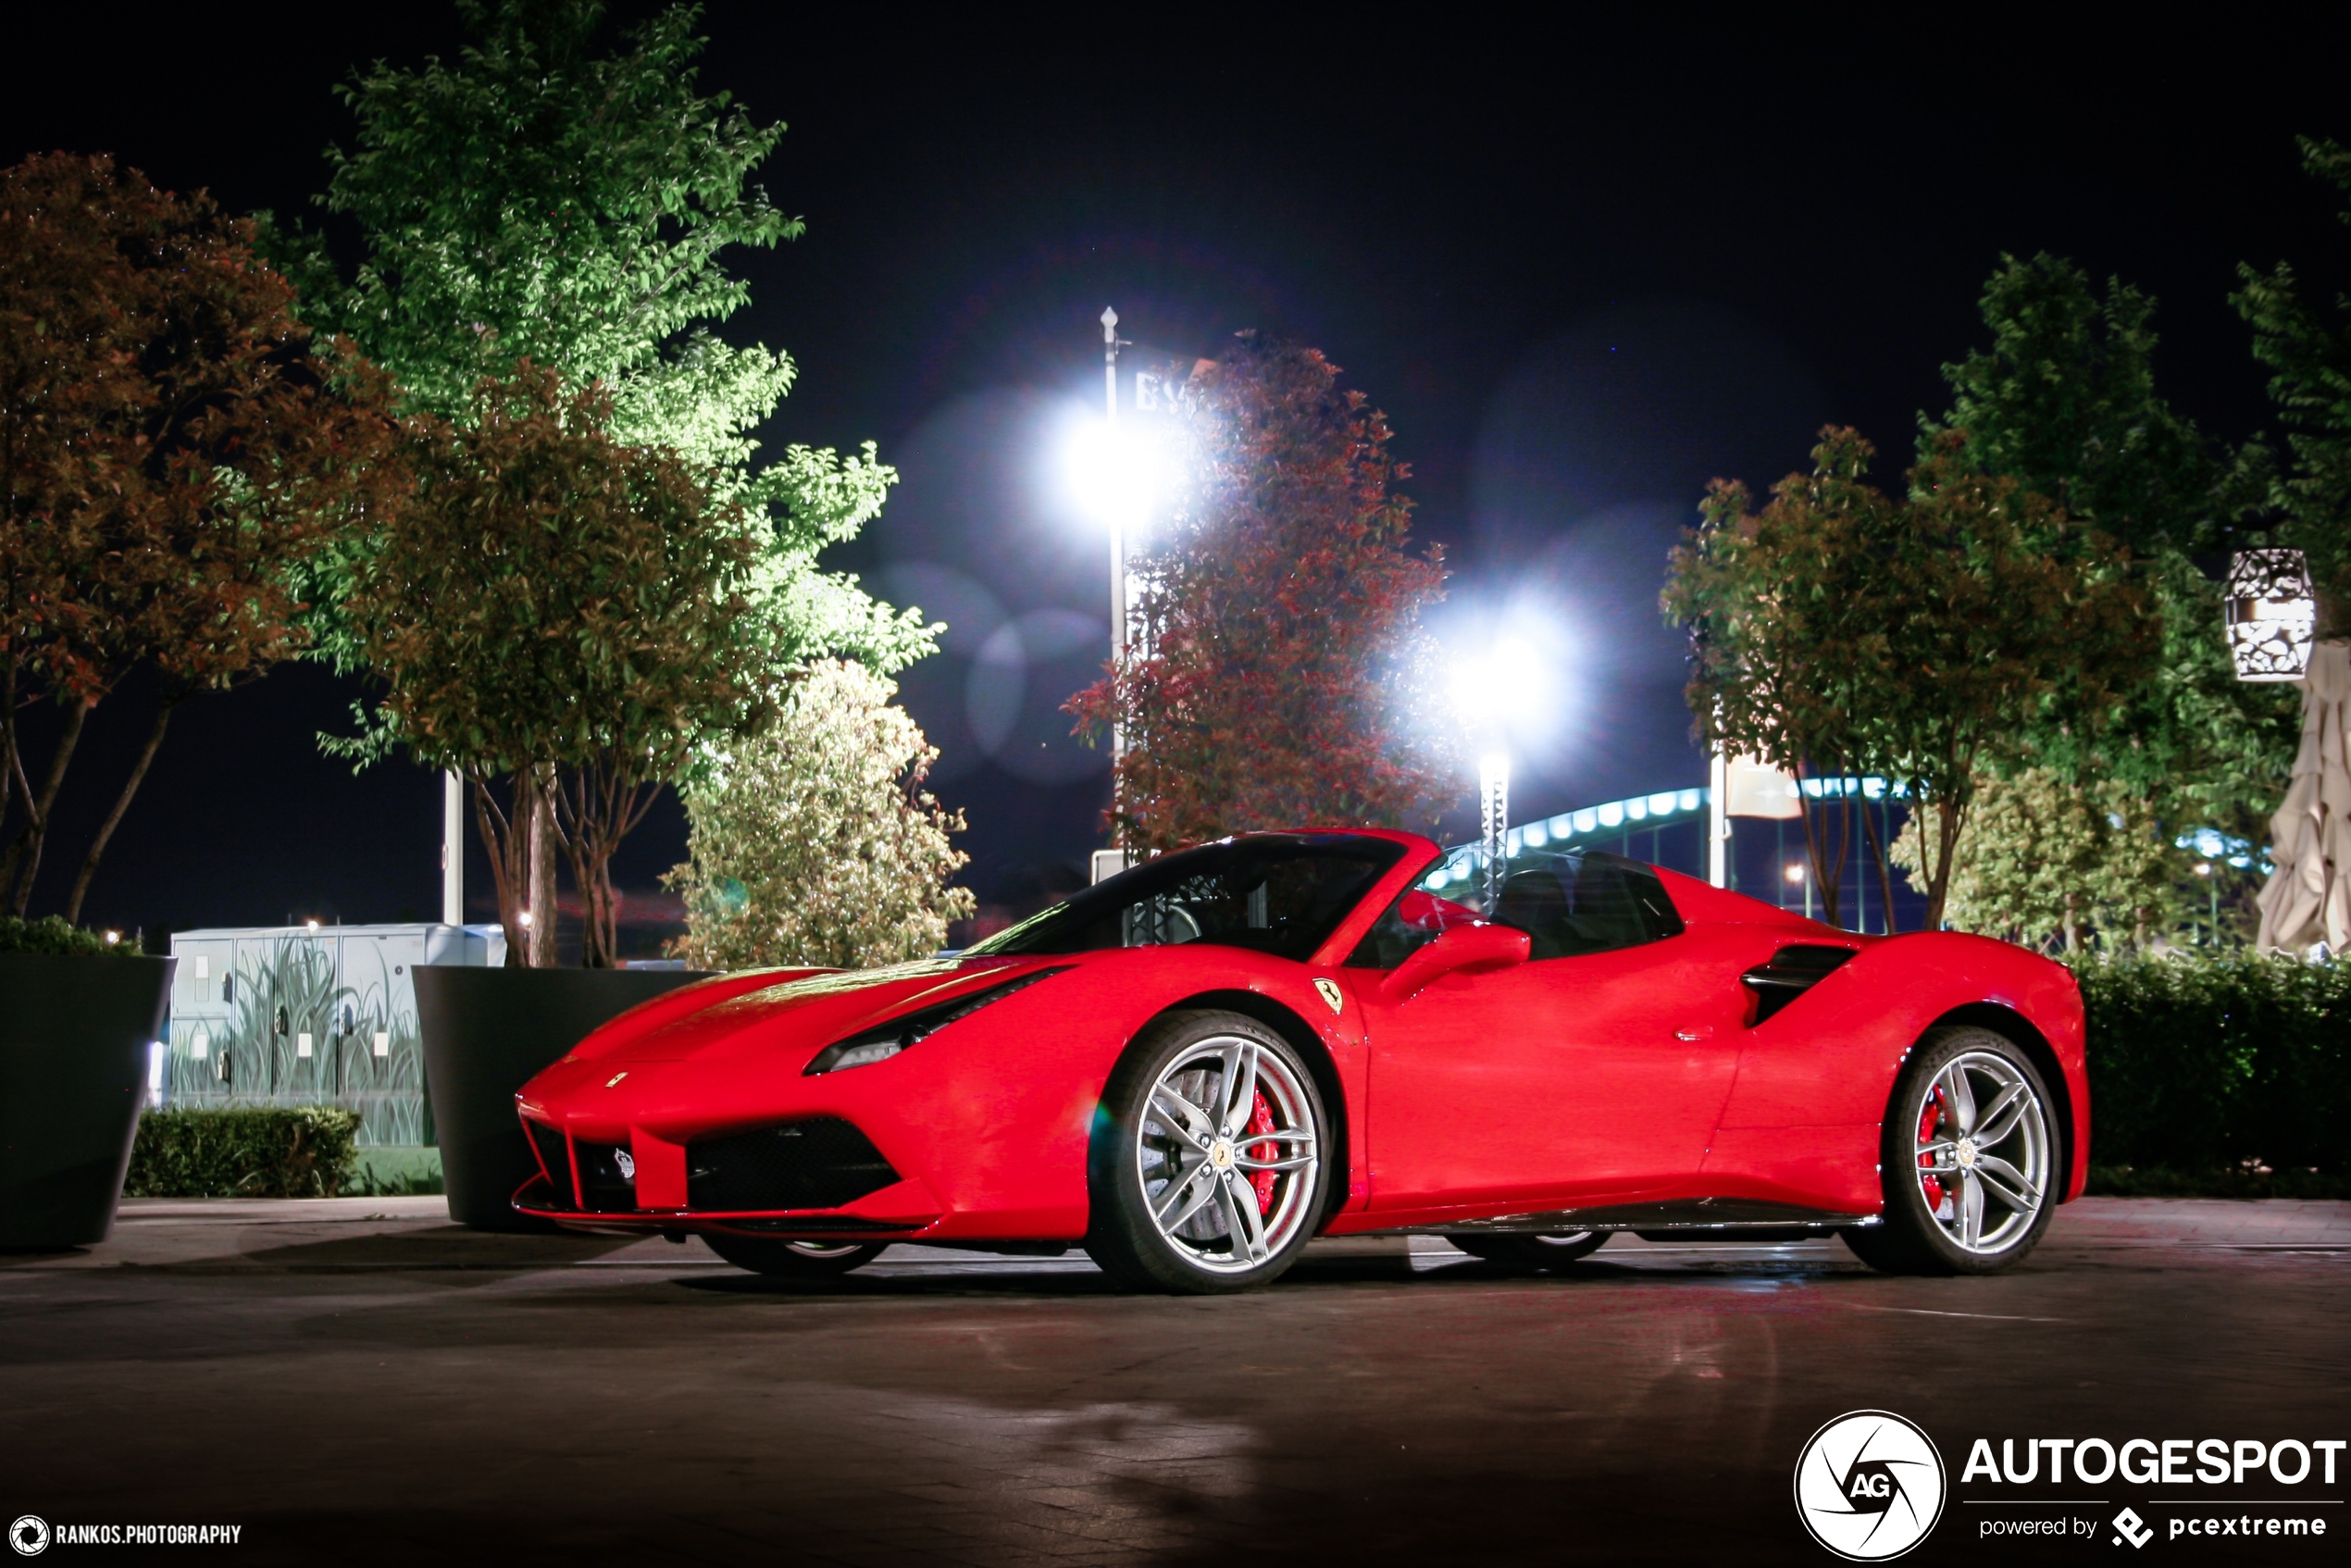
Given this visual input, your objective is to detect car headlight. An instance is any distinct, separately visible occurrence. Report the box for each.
[802,965,1074,1076]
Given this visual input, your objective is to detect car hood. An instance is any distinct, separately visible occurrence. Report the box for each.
[567,955,1060,1065]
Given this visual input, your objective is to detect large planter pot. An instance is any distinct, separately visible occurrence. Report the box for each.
[417,965,708,1232]
[0,953,172,1249]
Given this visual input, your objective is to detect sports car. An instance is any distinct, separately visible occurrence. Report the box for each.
[513,828,2088,1292]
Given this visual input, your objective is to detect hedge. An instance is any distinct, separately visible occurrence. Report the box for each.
[0,915,144,957]
[2074,952,2349,1192]
[124,1107,362,1199]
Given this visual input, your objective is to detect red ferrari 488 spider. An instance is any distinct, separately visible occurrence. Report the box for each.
[514,829,2087,1292]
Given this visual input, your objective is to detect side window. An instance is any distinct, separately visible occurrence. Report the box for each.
[1345,876,1485,969]
[1493,852,1682,958]
[1348,849,1682,968]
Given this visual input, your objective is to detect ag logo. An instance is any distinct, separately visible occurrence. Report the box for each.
[1794,1410,1946,1561]
[7,1516,48,1557]
[1312,978,1344,1016]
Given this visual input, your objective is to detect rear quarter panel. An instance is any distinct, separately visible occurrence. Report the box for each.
[1703,930,2087,1211]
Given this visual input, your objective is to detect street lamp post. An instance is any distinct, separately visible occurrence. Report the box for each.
[1102,306,1126,768]
[1478,752,1510,907]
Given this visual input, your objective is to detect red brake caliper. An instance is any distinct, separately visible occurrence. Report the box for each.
[1917,1089,1947,1213]
[1246,1089,1278,1215]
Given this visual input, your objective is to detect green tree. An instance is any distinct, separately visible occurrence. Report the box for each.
[339,365,761,967]
[294,0,927,678]
[1664,431,1893,927]
[1889,767,2171,952]
[2234,135,2351,637]
[1065,336,1456,851]
[1920,254,2299,942]
[667,659,974,969]
[1665,429,2150,929]
[0,153,404,922]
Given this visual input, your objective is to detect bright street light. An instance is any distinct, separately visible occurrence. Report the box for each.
[1449,639,1545,907]
[1063,417,1170,534]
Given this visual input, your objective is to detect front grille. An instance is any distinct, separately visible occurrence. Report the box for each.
[576,1140,637,1213]
[525,1119,574,1205]
[687,1118,900,1213]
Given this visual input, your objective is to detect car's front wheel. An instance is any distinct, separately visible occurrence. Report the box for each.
[1444,1231,1609,1269]
[703,1234,887,1279]
[1844,1025,2059,1276]
[1087,1010,1331,1294]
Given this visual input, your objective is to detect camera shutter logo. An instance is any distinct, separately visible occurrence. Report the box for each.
[7,1516,47,1558]
[1794,1411,1947,1561]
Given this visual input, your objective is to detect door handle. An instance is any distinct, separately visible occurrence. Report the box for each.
[1674,1025,1716,1041]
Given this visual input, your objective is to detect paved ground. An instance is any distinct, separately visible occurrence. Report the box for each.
[3,1199,2345,1564]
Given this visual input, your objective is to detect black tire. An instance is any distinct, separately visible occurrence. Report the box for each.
[1444,1231,1609,1270]
[1843,1025,2059,1276]
[1085,1010,1332,1295]
[703,1233,887,1279]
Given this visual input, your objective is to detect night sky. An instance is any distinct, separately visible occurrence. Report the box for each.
[4,8,2346,947]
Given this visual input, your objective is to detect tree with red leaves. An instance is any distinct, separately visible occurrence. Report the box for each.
[1067,335,1456,852]
[0,153,404,921]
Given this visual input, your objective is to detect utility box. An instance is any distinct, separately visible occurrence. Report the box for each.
[164,924,506,1147]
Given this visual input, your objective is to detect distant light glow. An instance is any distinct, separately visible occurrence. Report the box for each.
[1785,863,1807,884]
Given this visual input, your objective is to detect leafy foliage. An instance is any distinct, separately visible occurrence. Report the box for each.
[2074,952,2350,1178]
[125,1106,363,1199]
[667,659,975,969]
[1890,767,2171,952]
[0,153,404,920]
[338,365,762,966]
[2233,136,2351,636]
[0,915,140,957]
[1902,255,2299,945]
[1663,428,2151,928]
[289,0,929,681]
[1066,336,1457,851]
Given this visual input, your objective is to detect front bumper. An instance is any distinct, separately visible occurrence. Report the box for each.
[515,1113,948,1239]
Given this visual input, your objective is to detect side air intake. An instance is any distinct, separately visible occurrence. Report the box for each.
[1741,945,1858,1025]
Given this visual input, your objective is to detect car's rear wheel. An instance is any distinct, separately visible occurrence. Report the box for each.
[1843,1025,2058,1276]
[703,1234,887,1279]
[1087,1011,1330,1294]
[1444,1231,1608,1269]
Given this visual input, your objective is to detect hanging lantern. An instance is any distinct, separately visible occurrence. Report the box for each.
[2224,548,2318,681]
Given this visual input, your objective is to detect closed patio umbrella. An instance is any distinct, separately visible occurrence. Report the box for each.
[2256,640,2351,954]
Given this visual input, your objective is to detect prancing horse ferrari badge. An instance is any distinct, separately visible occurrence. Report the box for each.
[1313,977,1344,1015]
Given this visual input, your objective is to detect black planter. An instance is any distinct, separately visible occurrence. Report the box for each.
[417,965,708,1232]
[0,952,172,1249]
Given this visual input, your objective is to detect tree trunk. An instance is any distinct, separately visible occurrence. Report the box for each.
[8,699,91,916]
[1922,796,1965,931]
[552,764,661,970]
[472,773,529,967]
[527,764,557,967]
[63,698,174,923]
[1792,759,1847,928]
[1857,790,1902,934]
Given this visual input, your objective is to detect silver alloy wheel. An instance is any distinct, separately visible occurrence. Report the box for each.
[1909,1050,2050,1253]
[781,1239,869,1260]
[1137,1033,1320,1276]
[1530,1232,1598,1249]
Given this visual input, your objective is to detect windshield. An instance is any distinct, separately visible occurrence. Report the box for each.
[967,834,1407,962]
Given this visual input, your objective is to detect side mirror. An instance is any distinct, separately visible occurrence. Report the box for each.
[1381,922,1531,1002]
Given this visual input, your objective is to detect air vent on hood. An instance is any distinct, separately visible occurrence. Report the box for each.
[1740,945,1858,1025]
